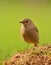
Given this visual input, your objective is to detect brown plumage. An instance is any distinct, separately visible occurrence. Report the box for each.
[20,18,39,47]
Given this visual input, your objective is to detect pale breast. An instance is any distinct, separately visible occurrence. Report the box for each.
[20,25,30,43]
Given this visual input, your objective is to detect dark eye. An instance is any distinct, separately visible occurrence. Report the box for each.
[26,21,28,23]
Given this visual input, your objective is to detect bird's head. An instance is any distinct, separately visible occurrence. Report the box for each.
[19,18,33,26]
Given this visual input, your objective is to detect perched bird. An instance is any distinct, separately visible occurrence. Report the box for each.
[20,18,39,47]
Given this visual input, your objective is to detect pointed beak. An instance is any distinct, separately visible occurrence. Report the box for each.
[19,21,23,23]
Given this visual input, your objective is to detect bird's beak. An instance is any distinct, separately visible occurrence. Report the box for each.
[19,21,23,23]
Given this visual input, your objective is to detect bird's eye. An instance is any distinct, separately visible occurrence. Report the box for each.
[26,21,28,23]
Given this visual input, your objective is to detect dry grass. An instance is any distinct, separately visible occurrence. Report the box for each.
[3,44,51,65]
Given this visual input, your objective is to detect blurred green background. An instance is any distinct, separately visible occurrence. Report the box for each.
[0,0,51,64]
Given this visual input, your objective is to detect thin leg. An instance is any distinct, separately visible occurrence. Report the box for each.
[34,43,38,47]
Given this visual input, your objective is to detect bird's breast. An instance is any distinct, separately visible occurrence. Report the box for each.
[20,25,25,35]
[20,25,30,43]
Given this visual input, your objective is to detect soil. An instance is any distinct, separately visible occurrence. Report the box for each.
[3,44,51,65]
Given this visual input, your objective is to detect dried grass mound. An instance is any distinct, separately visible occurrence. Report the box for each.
[3,44,51,65]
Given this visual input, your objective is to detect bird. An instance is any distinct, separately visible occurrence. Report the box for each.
[19,18,39,47]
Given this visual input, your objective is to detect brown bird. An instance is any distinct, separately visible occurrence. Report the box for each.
[20,18,39,47]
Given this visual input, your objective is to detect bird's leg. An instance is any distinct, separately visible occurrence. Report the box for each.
[34,42,38,47]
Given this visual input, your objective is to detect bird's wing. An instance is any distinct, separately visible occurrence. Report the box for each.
[26,27,39,43]
[33,24,39,33]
